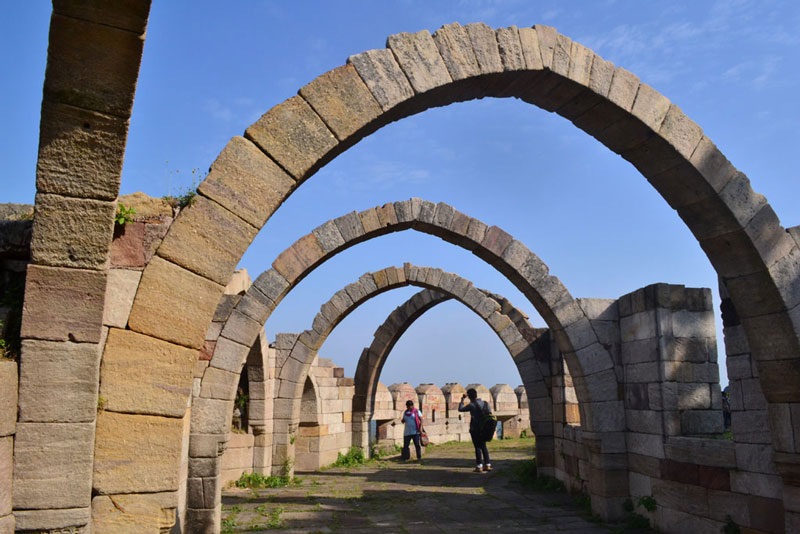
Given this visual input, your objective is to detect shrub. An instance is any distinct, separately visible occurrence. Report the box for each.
[331,446,366,467]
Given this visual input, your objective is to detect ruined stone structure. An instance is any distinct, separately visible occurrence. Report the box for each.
[2,4,800,533]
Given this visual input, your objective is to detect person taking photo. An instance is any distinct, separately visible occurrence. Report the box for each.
[458,388,492,472]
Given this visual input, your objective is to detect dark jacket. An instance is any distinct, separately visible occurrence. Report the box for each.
[458,398,491,432]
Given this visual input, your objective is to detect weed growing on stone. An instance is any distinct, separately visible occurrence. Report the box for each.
[723,515,741,534]
[96,396,108,412]
[163,165,202,211]
[235,471,298,489]
[114,203,136,225]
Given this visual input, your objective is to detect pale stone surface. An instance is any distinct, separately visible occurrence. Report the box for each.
[18,339,100,423]
[432,23,479,81]
[465,23,502,74]
[496,26,526,70]
[13,422,94,509]
[102,268,141,328]
[198,136,296,228]
[92,492,176,534]
[387,30,452,94]
[30,193,115,269]
[247,95,338,181]
[94,411,184,494]
[0,362,16,436]
[100,329,195,417]
[21,264,106,343]
[347,48,414,112]
[13,507,90,531]
[300,64,382,142]
[36,101,128,201]
[128,256,224,349]
[158,195,257,286]
[518,26,544,70]
[0,436,10,516]
[45,13,144,116]
[190,398,232,436]
[209,336,249,373]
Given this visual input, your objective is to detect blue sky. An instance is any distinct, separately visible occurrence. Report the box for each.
[3,2,799,390]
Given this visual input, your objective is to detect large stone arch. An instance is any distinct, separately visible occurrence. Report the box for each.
[26,20,794,531]
[350,287,550,439]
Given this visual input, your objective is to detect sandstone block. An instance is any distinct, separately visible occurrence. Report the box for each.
[198,136,296,228]
[253,269,289,305]
[31,193,115,269]
[128,256,223,349]
[0,514,11,533]
[496,26,525,71]
[518,26,544,70]
[102,268,141,328]
[300,64,382,142]
[681,410,723,435]
[110,221,145,268]
[730,470,783,499]
[0,436,10,516]
[36,101,128,200]
[432,23,479,81]
[99,329,194,417]
[626,431,665,459]
[0,362,17,436]
[246,95,338,181]
[387,30,452,95]
[463,23,503,75]
[18,339,100,423]
[21,264,106,343]
[209,336,248,373]
[44,13,144,116]
[92,492,176,534]
[220,310,262,347]
[158,196,256,285]
[13,422,94,508]
[334,211,365,243]
[94,411,184,494]
[312,219,345,254]
[13,507,90,532]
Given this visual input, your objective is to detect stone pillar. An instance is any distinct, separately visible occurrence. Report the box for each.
[15,2,151,531]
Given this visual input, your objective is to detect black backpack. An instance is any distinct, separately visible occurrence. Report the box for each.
[479,399,498,442]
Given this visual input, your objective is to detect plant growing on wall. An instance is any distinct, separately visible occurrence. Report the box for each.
[115,203,136,225]
[163,164,204,210]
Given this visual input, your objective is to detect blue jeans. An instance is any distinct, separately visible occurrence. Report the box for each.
[403,433,422,459]
[470,430,490,466]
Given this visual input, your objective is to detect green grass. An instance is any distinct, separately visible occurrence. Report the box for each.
[330,446,367,467]
[234,471,299,489]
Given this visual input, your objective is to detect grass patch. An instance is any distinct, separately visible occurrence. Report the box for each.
[234,471,299,489]
[330,446,367,468]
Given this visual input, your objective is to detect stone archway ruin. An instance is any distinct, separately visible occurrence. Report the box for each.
[189,264,559,528]
[13,15,800,533]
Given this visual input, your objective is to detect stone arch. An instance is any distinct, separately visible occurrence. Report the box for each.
[79,21,800,529]
[272,266,556,469]
[191,199,618,431]
[350,287,553,452]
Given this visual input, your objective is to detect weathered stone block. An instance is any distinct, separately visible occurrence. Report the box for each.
[245,95,338,181]
[300,64,382,142]
[0,362,17,437]
[496,26,525,71]
[44,13,144,116]
[13,422,94,508]
[21,264,106,343]
[312,219,345,254]
[730,470,783,499]
[36,101,128,200]
[91,491,176,534]
[387,30,452,94]
[0,436,11,516]
[219,310,262,347]
[100,329,194,417]
[128,256,223,349]
[94,411,184,494]
[13,507,90,532]
[102,268,141,328]
[18,339,100,423]
[680,410,723,435]
[348,48,414,112]
[208,336,248,374]
[198,136,295,228]
[432,23,479,81]
[158,196,256,286]
[253,269,289,305]
[31,193,115,269]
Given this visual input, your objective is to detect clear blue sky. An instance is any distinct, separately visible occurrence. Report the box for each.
[3,2,799,390]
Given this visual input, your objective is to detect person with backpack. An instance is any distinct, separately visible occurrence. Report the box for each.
[458,388,495,472]
[400,399,423,461]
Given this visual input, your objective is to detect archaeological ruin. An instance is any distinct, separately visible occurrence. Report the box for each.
[1,2,799,533]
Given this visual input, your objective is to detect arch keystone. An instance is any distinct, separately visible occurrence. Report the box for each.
[432,23,480,81]
[387,30,453,95]
[347,48,414,112]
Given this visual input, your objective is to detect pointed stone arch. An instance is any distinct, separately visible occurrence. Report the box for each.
[80,22,800,529]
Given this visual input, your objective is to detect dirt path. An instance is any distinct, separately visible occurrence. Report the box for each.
[221,438,649,533]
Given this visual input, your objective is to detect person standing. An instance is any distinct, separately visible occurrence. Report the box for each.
[401,399,423,461]
[459,388,492,472]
